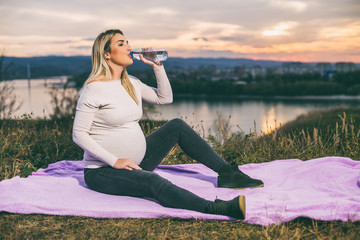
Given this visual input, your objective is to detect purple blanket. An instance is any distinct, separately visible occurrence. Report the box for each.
[0,156,359,225]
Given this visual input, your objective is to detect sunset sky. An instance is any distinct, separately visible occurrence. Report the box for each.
[1,0,359,62]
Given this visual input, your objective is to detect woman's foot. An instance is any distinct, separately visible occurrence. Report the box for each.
[204,195,246,219]
[217,163,264,189]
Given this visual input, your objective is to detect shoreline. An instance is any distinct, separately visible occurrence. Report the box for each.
[173,93,360,101]
[2,78,360,101]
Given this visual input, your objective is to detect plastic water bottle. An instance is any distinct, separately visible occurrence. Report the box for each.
[130,48,168,61]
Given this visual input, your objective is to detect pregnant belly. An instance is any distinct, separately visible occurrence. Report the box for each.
[91,124,147,164]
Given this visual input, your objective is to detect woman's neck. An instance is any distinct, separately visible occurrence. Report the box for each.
[110,65,124,80]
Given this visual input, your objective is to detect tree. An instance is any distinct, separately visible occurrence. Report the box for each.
[0,50,22,118]
[0,83,23,119]
[0,51,13,81]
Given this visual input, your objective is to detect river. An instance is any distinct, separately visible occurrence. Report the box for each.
[2,77,359,136]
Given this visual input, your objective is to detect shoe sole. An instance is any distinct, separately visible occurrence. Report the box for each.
[239,195,246,220]
[232,183,264,190]
[218,183,264,190]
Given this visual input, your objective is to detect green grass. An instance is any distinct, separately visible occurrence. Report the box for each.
[1,107,359,239]
[0,117,166,180]
[0,215,359,240]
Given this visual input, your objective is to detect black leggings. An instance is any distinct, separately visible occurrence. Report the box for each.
[84,118,228,212]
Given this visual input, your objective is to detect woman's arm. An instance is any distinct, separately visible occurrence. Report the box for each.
[73,87,142,170]
[72,109,119,167]
[138,65,173,105]
[137,54,173,105]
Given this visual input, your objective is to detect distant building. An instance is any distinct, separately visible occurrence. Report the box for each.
[249,66,267,79]
[211,66,249,81]
[315,62,333,72]
[211,74,239,81]
[335,62,357,72]
[278,62,312,74]
[315,62,336,79]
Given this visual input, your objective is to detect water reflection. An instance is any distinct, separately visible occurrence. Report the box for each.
[4,78,360,135]
[147,96,360,135]
[4,77,71,118]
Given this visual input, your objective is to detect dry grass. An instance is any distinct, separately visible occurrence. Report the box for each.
[1,214,359,240]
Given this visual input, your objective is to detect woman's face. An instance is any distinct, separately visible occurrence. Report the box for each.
[106,33,133,67]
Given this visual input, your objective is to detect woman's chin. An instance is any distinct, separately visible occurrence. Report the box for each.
[125,59,134,66]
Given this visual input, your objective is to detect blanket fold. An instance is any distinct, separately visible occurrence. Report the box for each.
[0,156,359,225]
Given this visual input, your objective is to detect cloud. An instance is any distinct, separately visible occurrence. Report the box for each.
[192,37,209,41]
[262,22,298,36]
[15,7,97,22]
[267,0,308,12]
[320,21,360,39]
[0,0,359,62]
[83,38,96,41]
[146,7,177,15]
[49,40,75,44]
[0,35,92,56]
[70,46,92,49]
[186,21,245,41]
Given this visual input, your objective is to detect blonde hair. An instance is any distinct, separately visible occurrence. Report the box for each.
[85,29,139,104]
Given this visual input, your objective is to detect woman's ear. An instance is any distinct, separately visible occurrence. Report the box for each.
[105,53,110,60]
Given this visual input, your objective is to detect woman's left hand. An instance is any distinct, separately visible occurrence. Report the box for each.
[139,47,163,69]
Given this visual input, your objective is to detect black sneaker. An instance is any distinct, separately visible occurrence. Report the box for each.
[205,195,246,220]
[217,163,264,189]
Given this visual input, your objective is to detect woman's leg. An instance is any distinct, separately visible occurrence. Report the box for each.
[140,118,264,189]
[84,167,246,219]
[84,167,211,212]
[140,118,228,172]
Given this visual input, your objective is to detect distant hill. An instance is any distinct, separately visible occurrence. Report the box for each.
[1,56,92,80]
[1,55,285,80]
[132,57,283,69]
[1,55,356,80]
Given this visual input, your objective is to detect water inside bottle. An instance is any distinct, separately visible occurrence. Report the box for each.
[130,49,168,61]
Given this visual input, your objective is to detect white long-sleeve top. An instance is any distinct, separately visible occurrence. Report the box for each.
[72,66,173,168]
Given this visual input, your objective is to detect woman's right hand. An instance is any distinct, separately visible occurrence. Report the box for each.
[139,47,163,68]
[113,158,142,170]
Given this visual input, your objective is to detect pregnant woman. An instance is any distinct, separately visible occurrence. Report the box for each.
[72,29,264,220]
